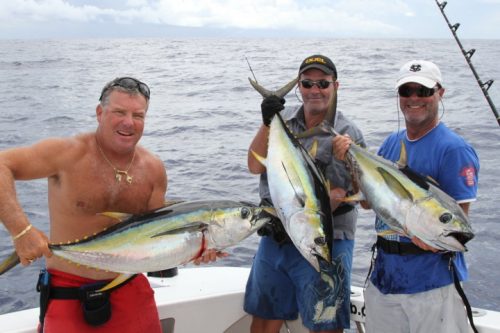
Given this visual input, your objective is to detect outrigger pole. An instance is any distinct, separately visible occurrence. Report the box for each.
[435,0,500,127]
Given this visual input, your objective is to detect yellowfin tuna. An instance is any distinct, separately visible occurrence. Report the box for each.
[249,78,333,271]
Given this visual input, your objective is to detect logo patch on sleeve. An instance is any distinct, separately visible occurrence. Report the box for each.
[460,166,476,187]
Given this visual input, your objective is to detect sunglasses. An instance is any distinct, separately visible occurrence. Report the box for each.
[99,77,150,101]
[398,84,439,98]
[300,79,335,90]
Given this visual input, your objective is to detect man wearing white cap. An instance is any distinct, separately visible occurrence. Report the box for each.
[334,60,479,332]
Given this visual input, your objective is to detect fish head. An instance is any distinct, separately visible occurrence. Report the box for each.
[408,196,474,252]
[289,209,331,272]
[208,202,273,249]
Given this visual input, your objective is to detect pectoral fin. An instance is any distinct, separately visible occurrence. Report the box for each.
[281,161,306,207]
[377,167,414,201]
[152,221,208,238]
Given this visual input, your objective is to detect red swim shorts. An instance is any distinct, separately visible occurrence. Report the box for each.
[39,269,162,333]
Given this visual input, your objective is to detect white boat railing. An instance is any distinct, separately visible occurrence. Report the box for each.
[0,267,499,333]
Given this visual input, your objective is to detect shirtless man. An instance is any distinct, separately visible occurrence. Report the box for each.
[0,77,218,332]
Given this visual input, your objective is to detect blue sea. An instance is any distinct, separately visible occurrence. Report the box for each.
[0,38,499,315]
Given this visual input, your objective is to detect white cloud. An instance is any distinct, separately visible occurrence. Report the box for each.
[0,0,497,38]
[0,0,407,35]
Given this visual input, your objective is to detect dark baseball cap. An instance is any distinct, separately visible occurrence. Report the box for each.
[298,54,337,78]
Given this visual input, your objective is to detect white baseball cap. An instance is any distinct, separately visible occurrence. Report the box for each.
[396,60,443,89]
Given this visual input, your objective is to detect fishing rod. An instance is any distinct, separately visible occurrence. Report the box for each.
[435,0,500,127]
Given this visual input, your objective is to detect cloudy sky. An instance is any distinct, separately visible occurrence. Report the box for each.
[1,0,499,39]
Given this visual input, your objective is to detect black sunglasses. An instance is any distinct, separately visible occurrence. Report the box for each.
[398,84,438,98]
[99,77,150,101]
[300,79,335,90]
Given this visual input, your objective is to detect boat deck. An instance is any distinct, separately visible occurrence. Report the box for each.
[1,267,499,333]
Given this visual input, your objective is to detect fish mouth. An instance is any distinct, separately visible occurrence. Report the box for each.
[315,254,333,272]
[446,231,474,246]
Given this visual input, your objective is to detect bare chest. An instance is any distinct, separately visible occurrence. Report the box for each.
[50,158,154,215]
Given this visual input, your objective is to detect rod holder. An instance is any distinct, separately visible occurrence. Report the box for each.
[465,49,476,59]
[481,80,494,91]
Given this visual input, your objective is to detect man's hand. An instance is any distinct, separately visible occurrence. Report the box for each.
[330,187,347,211]
[261,95,285,127]
[13,226,52,266]
[192,249,229,265]
[332,134,352,161]
[411,236,439,253]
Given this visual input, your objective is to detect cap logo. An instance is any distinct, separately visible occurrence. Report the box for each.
[305,57,326,65]
[409,64,422,72]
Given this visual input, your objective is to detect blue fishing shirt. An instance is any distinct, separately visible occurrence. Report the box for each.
[371,122,480,294]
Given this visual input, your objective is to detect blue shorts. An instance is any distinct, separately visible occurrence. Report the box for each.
[244,236,354,330]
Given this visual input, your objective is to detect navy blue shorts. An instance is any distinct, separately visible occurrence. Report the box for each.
[244,236,354,330]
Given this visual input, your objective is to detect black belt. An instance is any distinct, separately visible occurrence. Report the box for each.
[49,274,138,300]
[376,236,430,255]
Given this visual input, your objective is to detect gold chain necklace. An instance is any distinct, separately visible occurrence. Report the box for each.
[95,137,136,184]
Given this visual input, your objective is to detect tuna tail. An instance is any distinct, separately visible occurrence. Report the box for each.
[248,77,298,99]
[0,251,20,275]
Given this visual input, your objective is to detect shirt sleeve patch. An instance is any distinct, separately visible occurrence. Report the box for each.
[460,166,476,187]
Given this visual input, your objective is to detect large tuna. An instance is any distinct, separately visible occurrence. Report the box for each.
[327,129,474,252]
[249,78,333,271]
[0,200,273,289]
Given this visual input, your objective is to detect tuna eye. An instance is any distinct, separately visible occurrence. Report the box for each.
[439,212,453,223]
[314,236,326,246]
[240,207,250,219]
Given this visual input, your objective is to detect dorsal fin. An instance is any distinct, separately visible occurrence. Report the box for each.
[396,140,408,168]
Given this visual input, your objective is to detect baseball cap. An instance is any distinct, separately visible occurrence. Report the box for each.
[396,60,442,89]
[299,54,337,78]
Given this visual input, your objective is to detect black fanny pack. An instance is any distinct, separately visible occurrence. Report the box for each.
[37,270,135,330]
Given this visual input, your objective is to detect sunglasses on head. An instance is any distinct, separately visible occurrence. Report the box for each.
[398,84,439,98]
[300,79,335,89]
[99,77,150,101]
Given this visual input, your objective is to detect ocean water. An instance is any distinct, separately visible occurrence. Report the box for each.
[0,38,499,315]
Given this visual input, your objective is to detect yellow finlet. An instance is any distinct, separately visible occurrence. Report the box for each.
[97,273,135,292]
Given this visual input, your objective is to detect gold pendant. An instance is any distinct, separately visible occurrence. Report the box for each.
[115,170,132,184]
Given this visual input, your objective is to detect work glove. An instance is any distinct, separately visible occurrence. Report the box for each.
[261,95,285,127]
